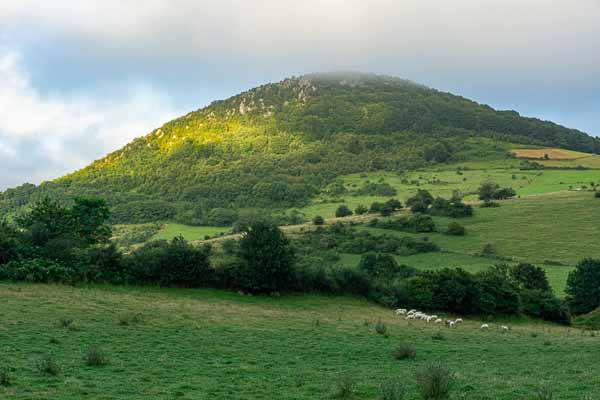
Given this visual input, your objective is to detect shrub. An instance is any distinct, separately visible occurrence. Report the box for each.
[566,258,600,315]
[332,374,355,399]
[59,317,74,328]
[358,253,399,280]
[335,205,353,218]
[0,259,75,283]
[125,236,212,287]
[475,265,522,315]
[415,362,454,400]
[510,263,551,292]
[369,202,383,213]
[445,222,466,236]
[393,343,416,360]
[533,383,554,400]
[406,190,434,210]
[375,319,387,335]
[84,346,108,367]
[595,191,600,199]
[313,215,325,225]
[237,222,295,293]
[35,355,60,376]
[354,205,368,215]
[379,379,407,400]
[357,182,397,196]
[0,367,10,387]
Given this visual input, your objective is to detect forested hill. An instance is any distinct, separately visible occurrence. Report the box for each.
[2,72,599,223]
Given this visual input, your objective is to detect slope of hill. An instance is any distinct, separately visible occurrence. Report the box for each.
[2,72,599,223]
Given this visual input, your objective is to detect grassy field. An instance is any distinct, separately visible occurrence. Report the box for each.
[292,164,600,220]
[151,223,231,242]
[337,191,600,295]
[2,283,600,400]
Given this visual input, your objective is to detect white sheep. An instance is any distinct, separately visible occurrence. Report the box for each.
[448,321,455,328]
[455,318,463,323]
[501,325,509,332]
[434,318,443,324]
[395,309,407,315]
[480,324,489,330]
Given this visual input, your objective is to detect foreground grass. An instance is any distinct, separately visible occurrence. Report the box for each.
[2,283,600,399]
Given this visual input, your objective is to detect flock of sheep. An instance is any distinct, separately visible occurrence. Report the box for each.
[395,309,509,332]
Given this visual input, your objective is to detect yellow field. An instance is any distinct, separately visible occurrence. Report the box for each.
[511,148,591,160]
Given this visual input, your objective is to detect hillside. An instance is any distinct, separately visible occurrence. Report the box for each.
[2,72,599,223]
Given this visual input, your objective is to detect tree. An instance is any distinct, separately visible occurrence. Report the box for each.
[566,259,600,315]
[406,190,434,209]
[424,143,451,163]
[510,263,551,292]
[369,202,383,214]
[237,222,295,293]
[313,215,325,225]
[384,198,403,211]
[446,222,466,236]
[69,197,111,245]
[335,205,353,218]
[357,252,398,280]
[478,181,498,203]
[354,204,368,215]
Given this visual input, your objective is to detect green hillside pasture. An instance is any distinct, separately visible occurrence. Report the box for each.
[293,166,600,219]
[151,223,231,242]
[2,283,600,400]
[349,192,600,292]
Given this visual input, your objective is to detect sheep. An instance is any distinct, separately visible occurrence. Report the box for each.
[455,318,463,323]
[480,324,489,330]
[448,321,455,328]
[395,309,407,315]
[426,316,433,323]
[434,318,443,324]
[501,325,509,332]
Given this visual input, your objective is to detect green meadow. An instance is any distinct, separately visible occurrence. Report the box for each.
[2,283,600,400]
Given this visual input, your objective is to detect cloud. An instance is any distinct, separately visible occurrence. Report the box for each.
[0,49,179,190]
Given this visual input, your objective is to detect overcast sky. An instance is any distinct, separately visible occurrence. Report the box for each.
[1,0,599,190]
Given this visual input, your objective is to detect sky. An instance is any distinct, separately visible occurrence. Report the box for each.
[1,0,599,190]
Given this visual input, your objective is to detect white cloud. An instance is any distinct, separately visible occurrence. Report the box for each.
[0,49,179,190]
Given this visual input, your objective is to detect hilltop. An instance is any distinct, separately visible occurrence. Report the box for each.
[1,72,599,223]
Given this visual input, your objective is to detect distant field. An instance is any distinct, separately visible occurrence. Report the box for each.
[2,283,600,399]
[335,191,600,295]
[511,148,600,169]
[511,148,590,160]
[293,166,600,219]
[151,223,231,242]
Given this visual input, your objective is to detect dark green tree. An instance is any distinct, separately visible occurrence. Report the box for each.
[335,205,353,218]
[510,263,551,292]
[566,259,600,315]
[237,222,295,293]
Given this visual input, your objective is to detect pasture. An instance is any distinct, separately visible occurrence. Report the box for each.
[1,283,599,399]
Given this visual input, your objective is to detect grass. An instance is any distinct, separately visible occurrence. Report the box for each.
[151,223,231,242]
[291,160,600,219]
[338,191,600,295]
[2,283,600,399]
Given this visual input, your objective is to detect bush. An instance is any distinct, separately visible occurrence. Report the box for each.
[125,236,212,287]
[332,374,355,399]
[313,215,325,225]
[357,182,397,196]
[0,367,10,387]
[475,265,522,315]
[335,205,353,218]
[510,263,551,292]
[533,383,554,400]
[393,343,416,360]
[379,379,407,400]
[206,208,239,226]
[35,355,60,376]
[445,222,466,236]
[358,253,399,280]
[406,190,434,210]
[369,202,383,213]
[415,363,454,400]
[236,222,295,293]
[375,319,387,335]
[0,259,75,283]
[520,289,571,324]
[84,346,108,367]
[354,204,368,215]
[595,191,600,199]
[566,258,600,315]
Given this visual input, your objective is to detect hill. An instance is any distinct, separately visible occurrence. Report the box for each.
[2,72,599,223]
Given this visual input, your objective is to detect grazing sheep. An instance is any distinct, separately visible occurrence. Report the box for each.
[501,325,509,332]
[395,309,407,315]
[448,321,455,328]
[434,318,443,324]
[480,324,490,330]
[455,318,463,323]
